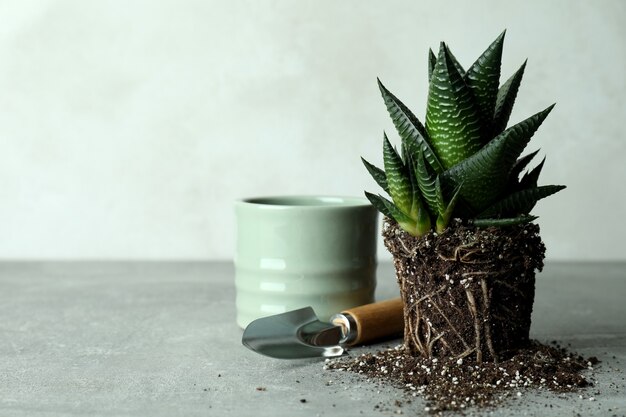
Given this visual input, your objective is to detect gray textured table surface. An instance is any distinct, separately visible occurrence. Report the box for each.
[0,262,624,417]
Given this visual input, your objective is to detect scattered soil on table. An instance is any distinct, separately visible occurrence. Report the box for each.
[326,341,598,414]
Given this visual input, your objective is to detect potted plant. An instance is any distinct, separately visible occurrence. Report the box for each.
[363,31,565,362]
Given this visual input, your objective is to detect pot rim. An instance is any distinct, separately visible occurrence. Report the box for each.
[235,195,373,210]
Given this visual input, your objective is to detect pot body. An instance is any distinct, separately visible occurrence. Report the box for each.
[234,196,378,328]
[384,219,545,362]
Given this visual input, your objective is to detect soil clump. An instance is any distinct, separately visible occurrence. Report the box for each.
[384,219,545,362]
[327,219,597,413]
[327,341,597,413]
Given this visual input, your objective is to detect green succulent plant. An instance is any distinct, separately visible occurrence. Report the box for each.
[363,31,565,236]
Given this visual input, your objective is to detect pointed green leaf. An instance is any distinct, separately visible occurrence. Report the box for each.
[446,46,466,78]
[442,104,555,212]
[430,45,466,78]
[519,157,546,189]
[434,176,447,217]
[364,191,393,218]
[416,206,432,236]
[415,149,438,216]
[436,183,463,232]
[492,60,527,136]
[378,79,444,173]
[510,149,540,182]
[405,153,430,234]
[428,48,436,80]
[383,133,412,214]
[478,185,565,218]
[426,43,483,168]
[406,152,420,219]
[471,216,538,228]
[361,157,389,194]
[400,140,409,164]
[365,192,420,236]
[464,31,505,140]
[444,183,463,216]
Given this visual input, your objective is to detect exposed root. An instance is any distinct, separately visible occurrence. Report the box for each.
[397,237,418,258]
[481,279,498,363]
[436,242,478,262]
[465,289,483,362]
[427,330,445,354]
[427,295,470,351]
[384,218,545,362]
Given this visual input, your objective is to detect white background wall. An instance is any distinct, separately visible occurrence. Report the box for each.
[0,0,624,261]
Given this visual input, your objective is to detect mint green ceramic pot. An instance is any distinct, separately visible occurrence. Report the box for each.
[234,196,378,328]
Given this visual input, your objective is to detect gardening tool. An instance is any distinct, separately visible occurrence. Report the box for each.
[241,297,404,359]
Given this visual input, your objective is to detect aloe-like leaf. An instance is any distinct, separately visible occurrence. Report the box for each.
[446,46,466,78]
[415,149,438,216]
[406,153,420,219]
[383,133,412,214]
[435,176,446,216]
[416,206,432,236]
[364,191,394,218]
[400,140,409,164]
[378,79,444,173]
[436,183,463,232]
[405,153,430,232]
[445,183,463,215]
[471,215,538,228]
[510,149,540,182]
[519,157,546,189]
[365,191,420,236]
[361,157,389,193]
[478,185,565,218]
[429,45,466,79]
[428,48,436,80]
[442,104,555,212]
[464,31,505,140]
[426,43,483,168]
[492,60,527,136]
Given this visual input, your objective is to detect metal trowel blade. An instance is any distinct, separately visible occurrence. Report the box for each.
[242,307,344,359]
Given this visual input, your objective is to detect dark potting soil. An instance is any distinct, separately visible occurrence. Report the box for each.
[324,219,598,413]
[326,341,598,414]
[383,219,546,362]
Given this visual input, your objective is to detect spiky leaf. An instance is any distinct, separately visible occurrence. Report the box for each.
[364,191,394,218]
[365,192,421,236]
[383,133,412,214]
[416,205,432,236]
[471,215,538,228]
[436,183,463,232]
[361,157,389,193]
[428,48,436,80]
[464,31,505,140]
[435,176,446,215]
[442,104,555,212]
[406,152,421,219]
[378,79,444,173]
[426,43,483,168]
[415,149,438,216]
[492,60,527,136]
[478,185,565,218]
[510,149,540,183]
[446,46,466,78]
[430,46,465,79]
[400,140,409,164]
[519,157,546,189]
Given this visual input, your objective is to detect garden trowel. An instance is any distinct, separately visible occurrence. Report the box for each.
[242,297,403,359]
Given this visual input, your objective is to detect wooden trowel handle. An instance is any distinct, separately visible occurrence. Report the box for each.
[338,297,404,346]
